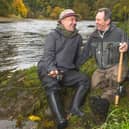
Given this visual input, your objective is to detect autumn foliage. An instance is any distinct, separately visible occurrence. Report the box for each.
[0,0,129,21]
[12,0,28,17]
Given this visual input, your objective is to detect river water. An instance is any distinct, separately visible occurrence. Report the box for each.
[0,19,95,72]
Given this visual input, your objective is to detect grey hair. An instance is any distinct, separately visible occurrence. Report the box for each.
[97,8,112,21]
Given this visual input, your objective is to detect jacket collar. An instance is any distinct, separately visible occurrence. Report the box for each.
[55,24,78,38]
[92,23,116,38]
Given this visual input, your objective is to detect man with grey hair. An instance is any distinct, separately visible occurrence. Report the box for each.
[79,8,128,121]
[38,9,90,129]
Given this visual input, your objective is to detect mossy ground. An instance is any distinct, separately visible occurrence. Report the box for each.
[0,58,129,129]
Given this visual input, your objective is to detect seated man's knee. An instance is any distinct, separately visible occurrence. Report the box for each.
[79,76,90,90]
[42,77,61,94]
[45,83,61,95]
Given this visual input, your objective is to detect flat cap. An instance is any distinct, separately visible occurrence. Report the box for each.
[58,9,80,22]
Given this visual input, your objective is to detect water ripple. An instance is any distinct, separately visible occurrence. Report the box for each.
[0,19,95,71]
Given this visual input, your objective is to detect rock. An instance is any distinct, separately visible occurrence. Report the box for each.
[0,120,37,129]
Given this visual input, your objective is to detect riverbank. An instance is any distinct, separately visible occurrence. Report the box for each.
[0,16,54,23]
[0,63,129,129]
[0,16,22,23]
[0,18,129,129]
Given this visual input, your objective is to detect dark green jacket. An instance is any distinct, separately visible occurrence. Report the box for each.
[38,27,82,78]
[79,23,129,69]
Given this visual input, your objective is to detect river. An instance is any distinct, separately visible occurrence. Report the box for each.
[0,19,95,72]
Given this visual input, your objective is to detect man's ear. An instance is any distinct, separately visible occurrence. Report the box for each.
[106,19,110,25]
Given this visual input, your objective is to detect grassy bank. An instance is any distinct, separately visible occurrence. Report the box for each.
[0,59,129,129]
[0,19,129,129]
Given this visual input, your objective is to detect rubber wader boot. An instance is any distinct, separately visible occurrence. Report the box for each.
[70,85,89,117]
[89,96,110,122]
[47,91,68,129]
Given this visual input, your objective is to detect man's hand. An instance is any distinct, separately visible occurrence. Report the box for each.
[48,70,59,78]
[119,42,128,52]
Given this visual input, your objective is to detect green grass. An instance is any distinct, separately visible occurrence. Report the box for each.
[0,19,129,129]
[0,61,129,129]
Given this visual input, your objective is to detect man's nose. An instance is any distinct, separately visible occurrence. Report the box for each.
[73,20,77,25]
[95,20,98,24]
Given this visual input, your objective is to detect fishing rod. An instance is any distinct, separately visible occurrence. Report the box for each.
[115,51,124,106]
[115,19,129,106]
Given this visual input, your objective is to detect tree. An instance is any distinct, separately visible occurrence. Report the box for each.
[0,0,13,16]
[50,6,64,19]
[112,0,129,21]
[73,0,90,19]
[12,0,28,17]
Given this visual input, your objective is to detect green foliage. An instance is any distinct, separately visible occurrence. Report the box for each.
[73,0,90,19]
[117,20,129,36]
[112,0,129,21]
[0,0,28,17]
[99,107,129,129]
[0,66,129,129]
[50,6,64,19]
[0,0,13,16]
[80,58,97,76]
[1,0,129,20]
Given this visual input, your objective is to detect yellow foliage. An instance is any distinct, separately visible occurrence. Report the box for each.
[28,115,41,121]
[12,0,28,17]
[46,5,52,14]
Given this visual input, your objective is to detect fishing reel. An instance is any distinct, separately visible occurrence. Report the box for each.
[56,70,64,81]
[116,85,126,97]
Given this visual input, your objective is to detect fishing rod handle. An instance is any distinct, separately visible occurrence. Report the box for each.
[115,94,119,106]
[117,52,124,83]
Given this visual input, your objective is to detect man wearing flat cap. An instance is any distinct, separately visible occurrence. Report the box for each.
[38,9,90,129]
